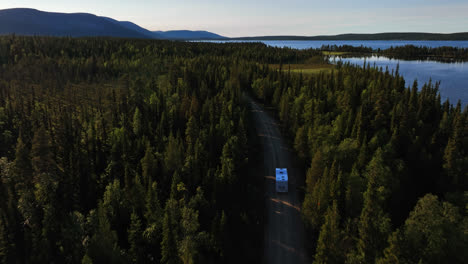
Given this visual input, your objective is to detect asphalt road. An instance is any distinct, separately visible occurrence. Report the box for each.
[249,98,308,264]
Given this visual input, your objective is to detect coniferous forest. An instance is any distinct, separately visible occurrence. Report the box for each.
[251,62,468,263]
[0,36,466,264]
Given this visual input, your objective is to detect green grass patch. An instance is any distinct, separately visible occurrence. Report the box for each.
[289,67,334,75]
[322,51,348,56]
[270,63,335,75]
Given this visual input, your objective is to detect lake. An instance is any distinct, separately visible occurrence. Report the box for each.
[331,56,468,107]
[202,40,468,50]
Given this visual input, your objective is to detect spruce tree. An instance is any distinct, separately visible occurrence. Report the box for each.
[314,201,343,264]
[12,135,33,194]
[161,199,180,264]
[128,212,144,263]
[356,150,392,263]
[179,207,201,264]
[141,143,157,188]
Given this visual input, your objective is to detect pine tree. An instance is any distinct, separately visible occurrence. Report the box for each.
[219,136,240,185]
[161,199,180,264]
[442,110,467,190]
[31,126,55,176]
[144,181,163,262]
[12,135,33,194]
[306,150,324,190]
[356,150,392,263]
[314,201,343,264]
[130,174,145,215]
[376,231,403,264]
[164,133,184,174]
[303,167,331,231]
[179,207,201,264]
[61,211,85,264]
[128,212,144,263]
[132,107,143,137]
[87,203,123,264]
[185,116,199,155]
[145,181,162,225]
[141,143,157,188]
[344,166,364,219]
[294,126,308,160]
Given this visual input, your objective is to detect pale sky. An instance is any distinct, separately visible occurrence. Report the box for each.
[1,0,468,37]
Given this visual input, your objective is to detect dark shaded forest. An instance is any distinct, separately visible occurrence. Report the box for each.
[0,36,322,264]
[0,36,466,264]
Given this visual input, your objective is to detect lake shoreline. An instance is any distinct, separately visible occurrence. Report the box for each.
[331,55,468,107]
[195,40,468,50]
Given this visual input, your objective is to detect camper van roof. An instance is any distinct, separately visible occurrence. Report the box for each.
[275,168,288,181]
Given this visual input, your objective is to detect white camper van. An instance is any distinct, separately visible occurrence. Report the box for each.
[275,168,288,193]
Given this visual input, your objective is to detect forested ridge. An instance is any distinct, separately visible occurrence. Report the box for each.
[0,36,466,264]
[251,61,468,263]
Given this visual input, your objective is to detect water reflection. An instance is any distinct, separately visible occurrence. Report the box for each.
[331,55,468,107]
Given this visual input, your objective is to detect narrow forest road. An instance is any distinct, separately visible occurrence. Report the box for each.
[249,98,308,264]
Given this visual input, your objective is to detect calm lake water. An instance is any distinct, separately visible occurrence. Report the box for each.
[202,40,468,50]
[331,56,468,107]
[200,40,468,107]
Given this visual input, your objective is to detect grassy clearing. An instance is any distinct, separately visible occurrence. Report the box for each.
[269,63,335,75]
[289,67,334,74]
[322,51,348,56]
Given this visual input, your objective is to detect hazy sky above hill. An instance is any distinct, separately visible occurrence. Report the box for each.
[2,0,468,37]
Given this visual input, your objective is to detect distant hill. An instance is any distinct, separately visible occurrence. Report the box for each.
[103,18,162,39]
[0,8,152,38]
[0,8,225,40]
[232,32,468,41]
[154,30,227,40]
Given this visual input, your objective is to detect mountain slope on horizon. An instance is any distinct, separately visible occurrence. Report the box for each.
[102,17,161,39]
[0,8,225,40]
[231,32,468,41]
[154,30,227,40]
[0,8,152,38]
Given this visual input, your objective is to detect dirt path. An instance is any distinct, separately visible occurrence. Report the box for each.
[249,98,308,264]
